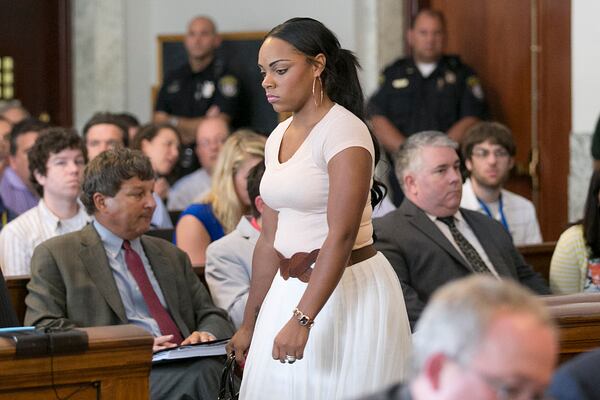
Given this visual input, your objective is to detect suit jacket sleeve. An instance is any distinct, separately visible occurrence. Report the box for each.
[179,250,234,339]
[511,244,551,294]
[205,241,250,329]
[374,217,426,329]
[25,243,76,329]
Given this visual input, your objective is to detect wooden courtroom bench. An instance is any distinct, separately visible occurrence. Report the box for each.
[517,241,556,282]
[0,324,153,399]
[5,274,27,325]
[7,268,207,326]
[546,302,600,363]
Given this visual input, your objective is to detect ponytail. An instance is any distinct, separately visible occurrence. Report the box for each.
[327,49,387,207]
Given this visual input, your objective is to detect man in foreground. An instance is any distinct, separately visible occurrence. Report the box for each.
[361,275,557,400]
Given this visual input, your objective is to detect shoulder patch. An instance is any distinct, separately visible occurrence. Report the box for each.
[218,75,239,98]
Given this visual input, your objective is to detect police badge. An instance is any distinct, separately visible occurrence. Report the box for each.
[219,75,239,98]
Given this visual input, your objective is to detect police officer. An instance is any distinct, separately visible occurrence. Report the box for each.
[154,16,239,178]
[368,9,487,205]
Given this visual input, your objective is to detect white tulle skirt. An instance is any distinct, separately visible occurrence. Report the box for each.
[239,252,412,400]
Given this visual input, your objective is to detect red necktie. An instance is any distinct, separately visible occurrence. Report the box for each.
[122,240,184,344]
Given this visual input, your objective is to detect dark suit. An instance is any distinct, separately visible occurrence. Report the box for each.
[373,200,550,328]
[25,224,234,400]
[547,348,600,400]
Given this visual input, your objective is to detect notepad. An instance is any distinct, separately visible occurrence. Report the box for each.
[152,338,229,364]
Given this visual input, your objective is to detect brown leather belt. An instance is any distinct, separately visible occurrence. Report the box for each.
[278,245,377,283]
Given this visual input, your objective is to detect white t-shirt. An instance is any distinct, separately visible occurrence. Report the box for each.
[260,104,374,258]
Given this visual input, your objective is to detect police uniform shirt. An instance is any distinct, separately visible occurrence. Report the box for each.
[155,59,240,119]
[368,55,487,136]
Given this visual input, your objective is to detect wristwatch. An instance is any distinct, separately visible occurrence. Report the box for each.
[293,308,315,329]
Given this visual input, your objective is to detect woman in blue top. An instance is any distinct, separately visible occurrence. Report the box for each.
[175,130,265,266]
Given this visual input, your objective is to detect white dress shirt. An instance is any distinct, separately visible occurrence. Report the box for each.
[0,199,91,276]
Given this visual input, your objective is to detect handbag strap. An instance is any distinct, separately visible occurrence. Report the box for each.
[218,353,239,400]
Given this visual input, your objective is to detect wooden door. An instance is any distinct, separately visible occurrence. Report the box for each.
[0,0,72,126]
[413,0,570,240]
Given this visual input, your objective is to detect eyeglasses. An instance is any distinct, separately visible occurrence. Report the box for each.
[471,148,510,159]
[451,357,553,400]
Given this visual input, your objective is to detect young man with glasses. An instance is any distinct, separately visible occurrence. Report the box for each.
[360,275,558,400]
[461,122,542,245]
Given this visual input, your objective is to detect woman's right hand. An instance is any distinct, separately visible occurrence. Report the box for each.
[227,325,254,366]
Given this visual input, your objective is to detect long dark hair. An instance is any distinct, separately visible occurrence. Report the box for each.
[266,17,386,207]
[583,170,600,258]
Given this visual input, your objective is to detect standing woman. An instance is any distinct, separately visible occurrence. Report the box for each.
[228,18,412,399]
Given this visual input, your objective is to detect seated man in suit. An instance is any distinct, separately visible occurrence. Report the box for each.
[25,147,234,400]
[373,131,550,328]
[0,128,90,276]
[205,161,264,328]
[360,276,557,400]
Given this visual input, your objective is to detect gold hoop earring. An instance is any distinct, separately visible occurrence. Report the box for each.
[312,76,324,108]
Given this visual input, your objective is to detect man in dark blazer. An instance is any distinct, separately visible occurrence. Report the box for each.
[25,148,234,400]
[547,348,600,400]
[374,131,549,328]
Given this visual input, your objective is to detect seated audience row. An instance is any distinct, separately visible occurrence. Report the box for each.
[175,130,265,266]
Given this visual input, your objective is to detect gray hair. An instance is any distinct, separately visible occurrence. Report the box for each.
[395,131,457,189]
[80,147,154,214]
[411,275,555,377]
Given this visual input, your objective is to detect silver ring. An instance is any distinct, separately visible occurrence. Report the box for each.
[285,355,296,364]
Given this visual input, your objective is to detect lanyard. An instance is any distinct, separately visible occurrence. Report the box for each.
[477,195,510,234]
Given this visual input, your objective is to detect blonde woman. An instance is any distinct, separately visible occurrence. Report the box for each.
[175,130,265,266]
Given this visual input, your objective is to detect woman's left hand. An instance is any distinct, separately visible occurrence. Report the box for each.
[272,318,310,363]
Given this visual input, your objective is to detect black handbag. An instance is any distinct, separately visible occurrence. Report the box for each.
[218,353,239,400]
